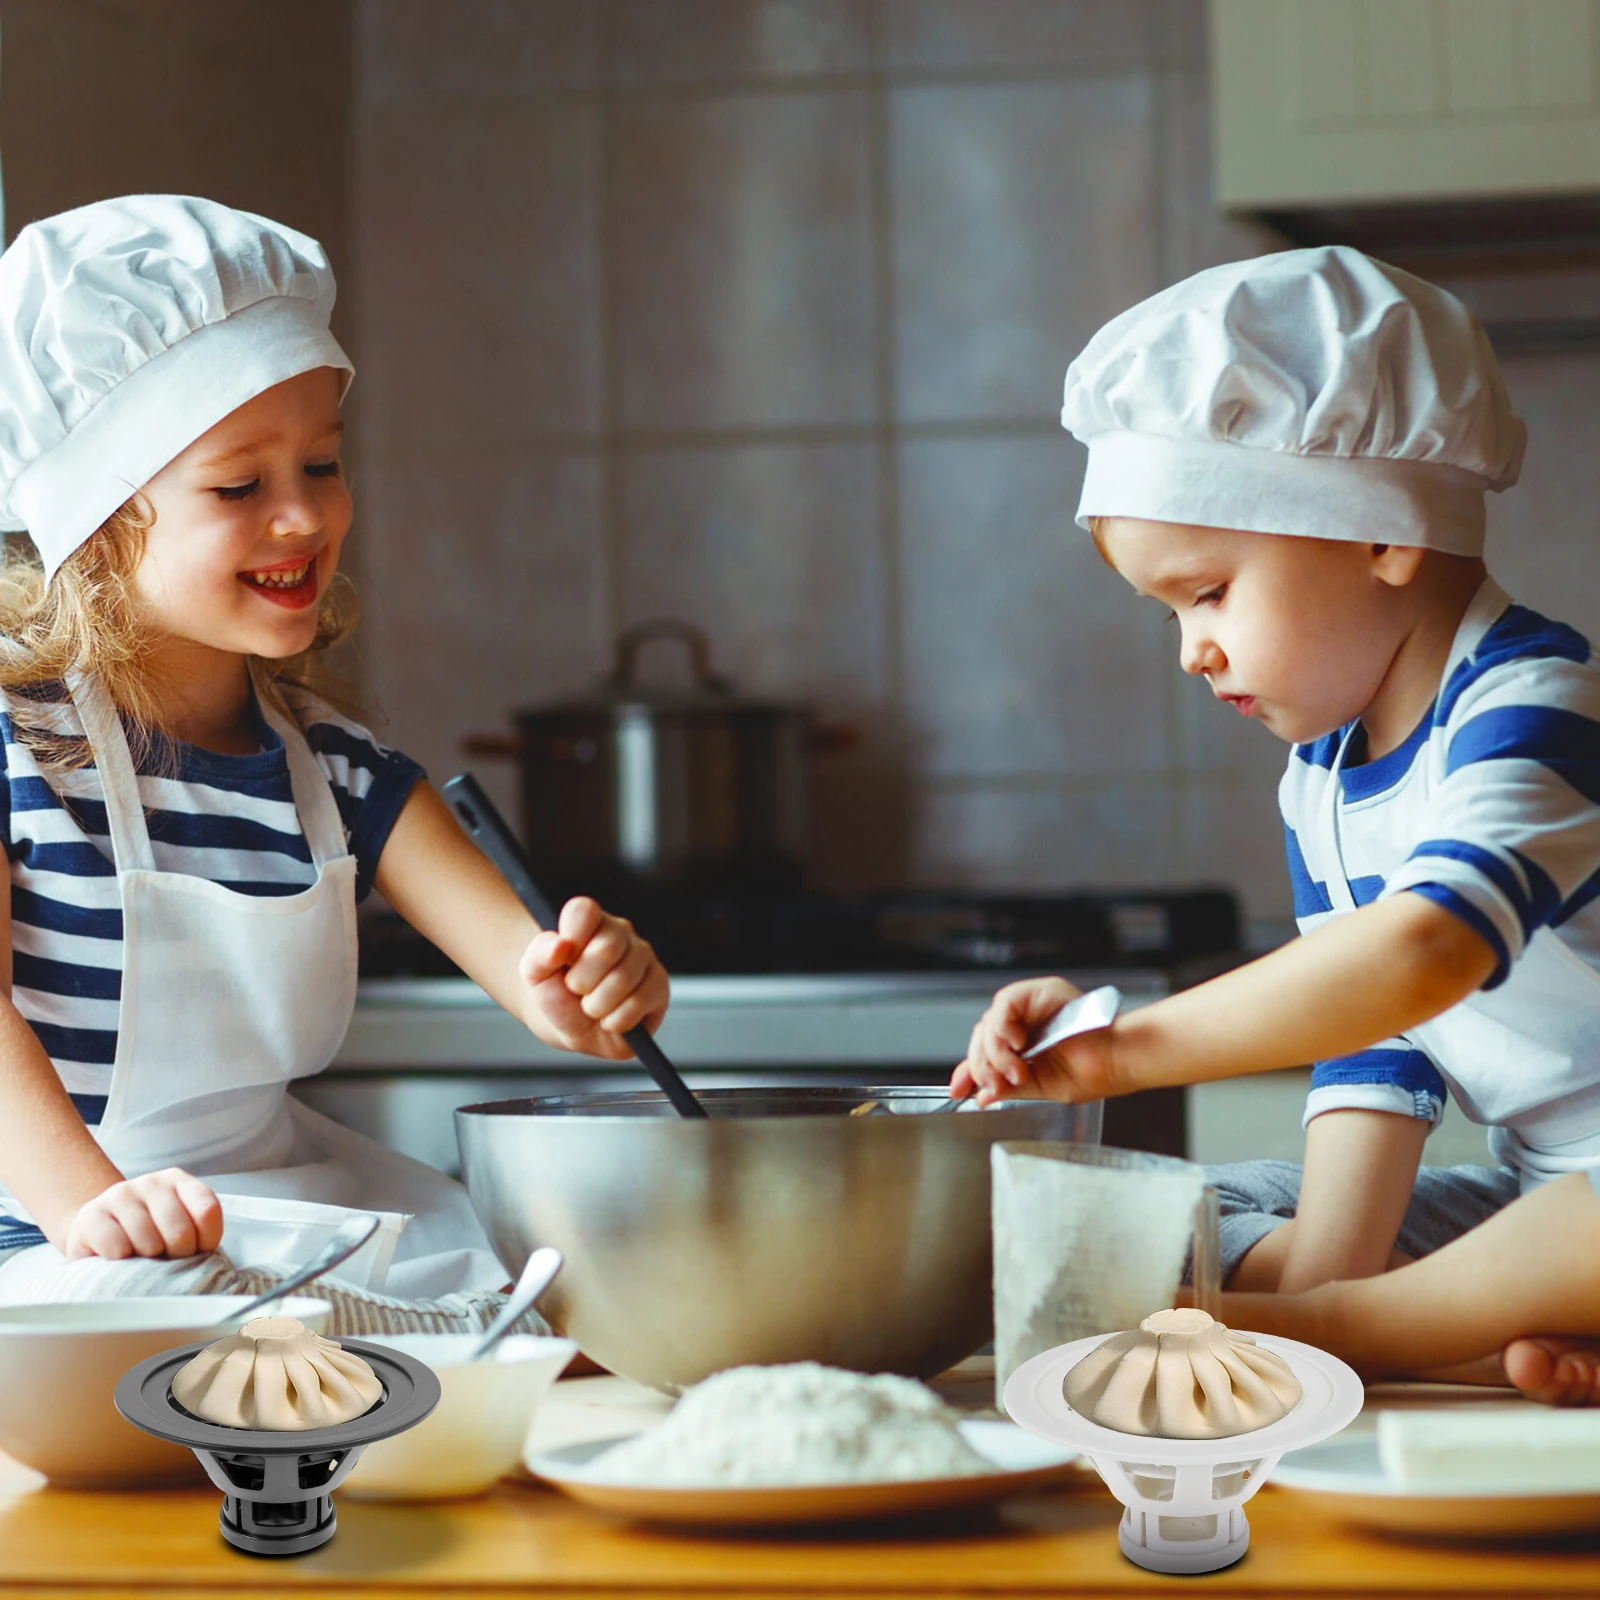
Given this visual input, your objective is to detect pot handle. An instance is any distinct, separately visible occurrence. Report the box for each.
[462,732,525,758]
[605,619,735,695]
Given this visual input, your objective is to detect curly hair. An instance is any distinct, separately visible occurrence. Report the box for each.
[0,495,361,774]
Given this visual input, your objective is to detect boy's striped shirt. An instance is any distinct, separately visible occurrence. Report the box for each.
[1282,581,1600,1186]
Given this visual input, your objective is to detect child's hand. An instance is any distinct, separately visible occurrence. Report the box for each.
[62,1168,224,1261]
[949,976,1119,1107]
[519,896,670,1059]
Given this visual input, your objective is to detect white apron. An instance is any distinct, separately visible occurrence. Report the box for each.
[0,668,507,1298]
[1315,579,1600,1191]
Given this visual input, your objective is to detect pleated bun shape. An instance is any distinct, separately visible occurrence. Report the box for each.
[172,1315,384,1431]
[1062,1307,1302,1439]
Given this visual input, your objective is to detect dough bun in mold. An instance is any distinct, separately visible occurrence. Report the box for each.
[171,1315,383,1432]
[1063,1307,1302,1439]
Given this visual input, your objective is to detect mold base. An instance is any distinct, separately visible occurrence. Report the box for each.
[220,1491,337,1556]
[1117,1503,1251,1574]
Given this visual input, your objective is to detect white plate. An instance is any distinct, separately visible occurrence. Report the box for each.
[1273,1431,1600,1540]
[528,1419,1082,1526]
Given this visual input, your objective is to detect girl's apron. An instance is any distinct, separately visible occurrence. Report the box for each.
[0,668,508,1299]
[1315,577,1600,1192]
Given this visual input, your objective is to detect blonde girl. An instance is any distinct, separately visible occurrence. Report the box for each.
[0,195,667,1331]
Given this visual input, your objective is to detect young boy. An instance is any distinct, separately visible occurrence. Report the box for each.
[951,246,1600,1398]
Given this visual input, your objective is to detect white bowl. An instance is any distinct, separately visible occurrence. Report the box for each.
[339,1333,577,1500]
[0,1295,333,1487]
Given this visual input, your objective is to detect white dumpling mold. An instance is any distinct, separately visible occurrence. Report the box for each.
[1004,1331,1363,1574]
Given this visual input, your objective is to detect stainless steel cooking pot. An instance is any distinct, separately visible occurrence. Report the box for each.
[466,621,855,903]
[456,1086,1101,1393]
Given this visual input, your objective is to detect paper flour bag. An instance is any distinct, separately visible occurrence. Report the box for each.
[992,1142,1214,1409]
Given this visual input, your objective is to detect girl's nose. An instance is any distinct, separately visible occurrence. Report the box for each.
[267,484,323,537]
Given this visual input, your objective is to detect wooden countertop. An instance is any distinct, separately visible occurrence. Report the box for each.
[3,1362,1598,1598]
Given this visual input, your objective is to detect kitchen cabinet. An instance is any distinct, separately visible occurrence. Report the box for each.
[1190,1065,1496,1170]
[1213,0,1600,207]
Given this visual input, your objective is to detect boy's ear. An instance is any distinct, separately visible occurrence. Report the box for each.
[1369,542,1427,588]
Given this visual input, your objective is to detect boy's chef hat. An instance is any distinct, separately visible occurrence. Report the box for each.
[0,194,353,581]
[1062,246,1524,555]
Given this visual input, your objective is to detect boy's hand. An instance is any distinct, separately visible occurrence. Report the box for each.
[950,976,1121,1107]
[62,1168,224,1261]
[519,896,670,1059]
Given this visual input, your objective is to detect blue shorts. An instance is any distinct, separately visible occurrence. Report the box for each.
[1205,1158,1526,1283]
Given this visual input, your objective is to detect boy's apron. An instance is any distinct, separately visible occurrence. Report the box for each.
[0,668,507,1299]
[1315,577,1600,1193]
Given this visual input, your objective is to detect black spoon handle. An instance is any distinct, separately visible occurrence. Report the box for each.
[442,774,707,1119]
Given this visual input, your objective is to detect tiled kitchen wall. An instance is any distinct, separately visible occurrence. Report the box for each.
[0,0,366,638]
[0,0,1590,946]
[348,0,1600,937]
[0,1,352,354]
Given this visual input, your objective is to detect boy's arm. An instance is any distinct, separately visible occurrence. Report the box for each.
[1119,893,1494,1091]
[956,890,1496,1105]
[372,779,668,1056]
[1233,1109,1430,1292]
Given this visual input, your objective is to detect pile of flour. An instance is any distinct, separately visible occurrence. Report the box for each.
[588,1362,993,1487]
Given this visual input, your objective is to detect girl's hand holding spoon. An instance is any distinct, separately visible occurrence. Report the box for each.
[518,896,669,1061]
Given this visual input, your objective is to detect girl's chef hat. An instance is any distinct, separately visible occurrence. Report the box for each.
[1062,246,1525,555]
[0,194,353,581]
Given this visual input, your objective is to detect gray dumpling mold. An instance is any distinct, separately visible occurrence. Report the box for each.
[116,1334,439,1556]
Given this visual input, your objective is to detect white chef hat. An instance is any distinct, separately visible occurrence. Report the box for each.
[0,194,353,582]
[1061,246,1525,556]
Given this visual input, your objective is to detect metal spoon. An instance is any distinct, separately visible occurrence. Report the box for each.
[467,1246,563,1362]
[1019,984,1123,1061]
[443,773,707,1119]
[847,1089,972,1118]
[851,984,1126,1117]
[229,1212,382,1320]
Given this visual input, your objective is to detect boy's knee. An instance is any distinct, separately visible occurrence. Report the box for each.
[1203,1159,1304,1218]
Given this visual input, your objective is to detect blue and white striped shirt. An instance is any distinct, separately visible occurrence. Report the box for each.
[1283,582,1600,1182]
[0,679,422,1249]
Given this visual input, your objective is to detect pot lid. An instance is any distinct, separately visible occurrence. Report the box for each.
[523,620,809,715]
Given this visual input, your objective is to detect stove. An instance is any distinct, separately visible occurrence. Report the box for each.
[358,886,1242,980]
[334,887,1242,1170]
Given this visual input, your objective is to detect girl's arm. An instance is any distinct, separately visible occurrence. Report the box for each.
[373,780,668,1057]
[0,861,122,1240]
[0,1003,125,1250]
[0,866,222,1257]
[955,891,1496,1105]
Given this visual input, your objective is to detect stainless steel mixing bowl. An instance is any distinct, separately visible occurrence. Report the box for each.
[455,1086,1101,1393]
